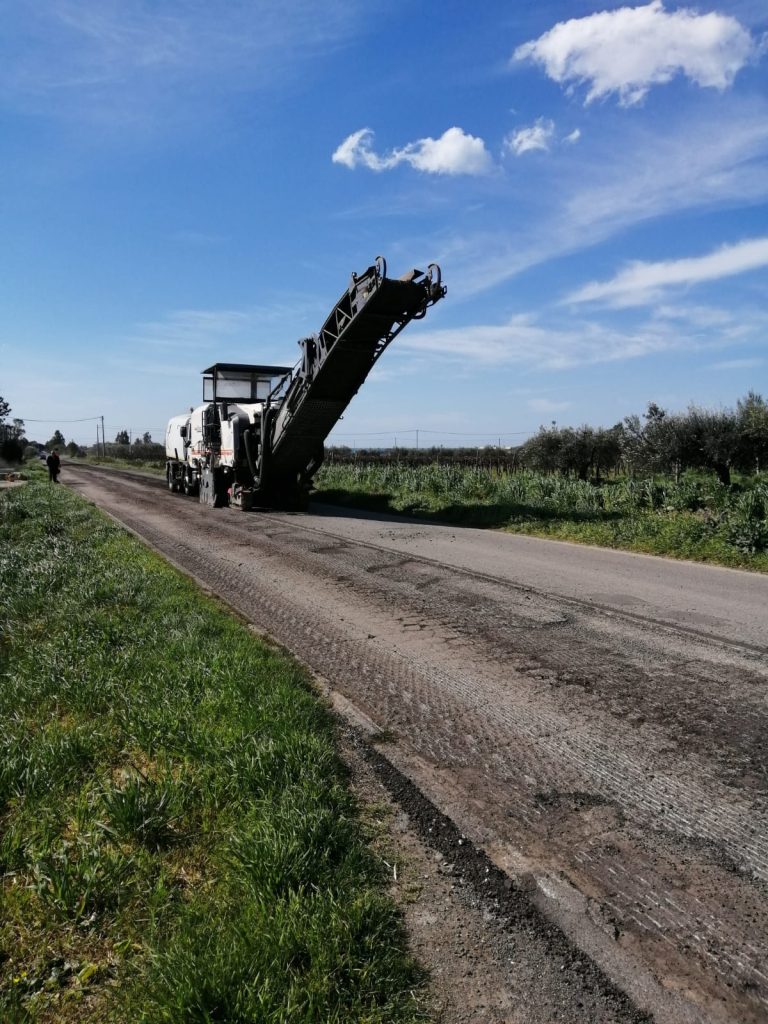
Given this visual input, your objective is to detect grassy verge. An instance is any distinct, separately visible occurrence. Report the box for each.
[68,457,164,477]
[0,476,425,1023]
[313,464,768,572]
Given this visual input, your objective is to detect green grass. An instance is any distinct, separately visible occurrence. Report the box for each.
[313,463,768,571]
[0,477,426,1023]
[72,456,165,476]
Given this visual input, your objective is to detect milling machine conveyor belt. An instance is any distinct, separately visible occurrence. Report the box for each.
[270,262,445,475]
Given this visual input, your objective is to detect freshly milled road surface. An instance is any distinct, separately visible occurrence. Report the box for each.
[65,466,768,1024]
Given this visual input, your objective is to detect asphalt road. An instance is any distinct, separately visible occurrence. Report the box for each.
[310,502,768,652]
[65,464,768,1024]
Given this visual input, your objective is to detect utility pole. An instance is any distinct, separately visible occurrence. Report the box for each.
[101,415,105,457]
[96,422,100,454]
[415,429,419,450]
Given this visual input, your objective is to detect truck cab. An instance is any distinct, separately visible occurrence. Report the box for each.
[165,362,290,503]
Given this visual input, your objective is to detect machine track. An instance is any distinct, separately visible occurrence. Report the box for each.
[65,464,768,1024]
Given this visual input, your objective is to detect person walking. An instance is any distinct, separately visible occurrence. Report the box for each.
[46,449,61,483]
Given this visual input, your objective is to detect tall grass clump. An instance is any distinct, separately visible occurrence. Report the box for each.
[314,463,768,570]
[0,479,425,1023]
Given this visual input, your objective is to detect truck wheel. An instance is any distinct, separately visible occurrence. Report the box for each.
[167,467,179,493]
[183,474,197,497]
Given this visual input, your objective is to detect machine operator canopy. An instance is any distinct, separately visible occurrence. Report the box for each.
[201,363,292,404]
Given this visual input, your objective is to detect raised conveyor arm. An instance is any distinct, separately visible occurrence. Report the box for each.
[268,257,445,477]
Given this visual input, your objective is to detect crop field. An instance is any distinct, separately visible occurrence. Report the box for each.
[314,463,768,570]
[0,477,424,1023]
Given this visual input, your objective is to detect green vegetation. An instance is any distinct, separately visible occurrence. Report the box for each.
[314,463,768,571]
[327,392,768,483]
[317,393,767,570]
[86,456,165,476]
[0,477,425,1023]
[82,444,165,469]
[0,395,26,465]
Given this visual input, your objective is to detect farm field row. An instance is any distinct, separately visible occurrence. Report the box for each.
[0,475,424,1023]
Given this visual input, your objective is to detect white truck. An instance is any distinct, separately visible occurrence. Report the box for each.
[165,257,445,509]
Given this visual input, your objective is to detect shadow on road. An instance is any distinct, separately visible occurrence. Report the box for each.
[310,489,622,530]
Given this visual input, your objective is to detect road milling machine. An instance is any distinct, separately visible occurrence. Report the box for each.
[165,257,446,509]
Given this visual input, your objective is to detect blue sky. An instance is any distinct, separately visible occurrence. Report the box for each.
[1,0,766,448]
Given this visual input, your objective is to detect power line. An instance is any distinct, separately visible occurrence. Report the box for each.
[329,428,531,438]
[418,429,531,437]
[19,415,166,431]
[102,426,165,433]
[21,415,529,438]
[20,415,102,423]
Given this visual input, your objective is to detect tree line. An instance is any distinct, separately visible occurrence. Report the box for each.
[0,402,168,463]
[106,430,166,461]
[327,392,768,486]
[3,391,767,485]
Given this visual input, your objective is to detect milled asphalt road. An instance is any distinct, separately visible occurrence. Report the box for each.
[308,503,768,652]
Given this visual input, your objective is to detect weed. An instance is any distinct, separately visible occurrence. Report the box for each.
[99,775,189,851]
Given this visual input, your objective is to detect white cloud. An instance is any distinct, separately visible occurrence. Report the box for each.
[652,304,735,327]
[398,313,690,370]
[563,112,768,235]
[504,118,555,156]
[332,129,377,169]
[567,236,768,306]
[514,1,756,106]
[564,128,581,145]
[332,126,494,176]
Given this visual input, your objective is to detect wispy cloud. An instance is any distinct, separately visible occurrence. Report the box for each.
[128,309,256,350]
[398,313,695,370]
[0,1,361,124]
[503,118,555,156]
[502,119,583,156]
[332,127,494,176]
[431,102,768,299]
[566,236,768,306]
[396,283,768,380]
[125,295,331,355]
[563,113,768,236]
[514,1,757,106]
[651,304,736,327]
